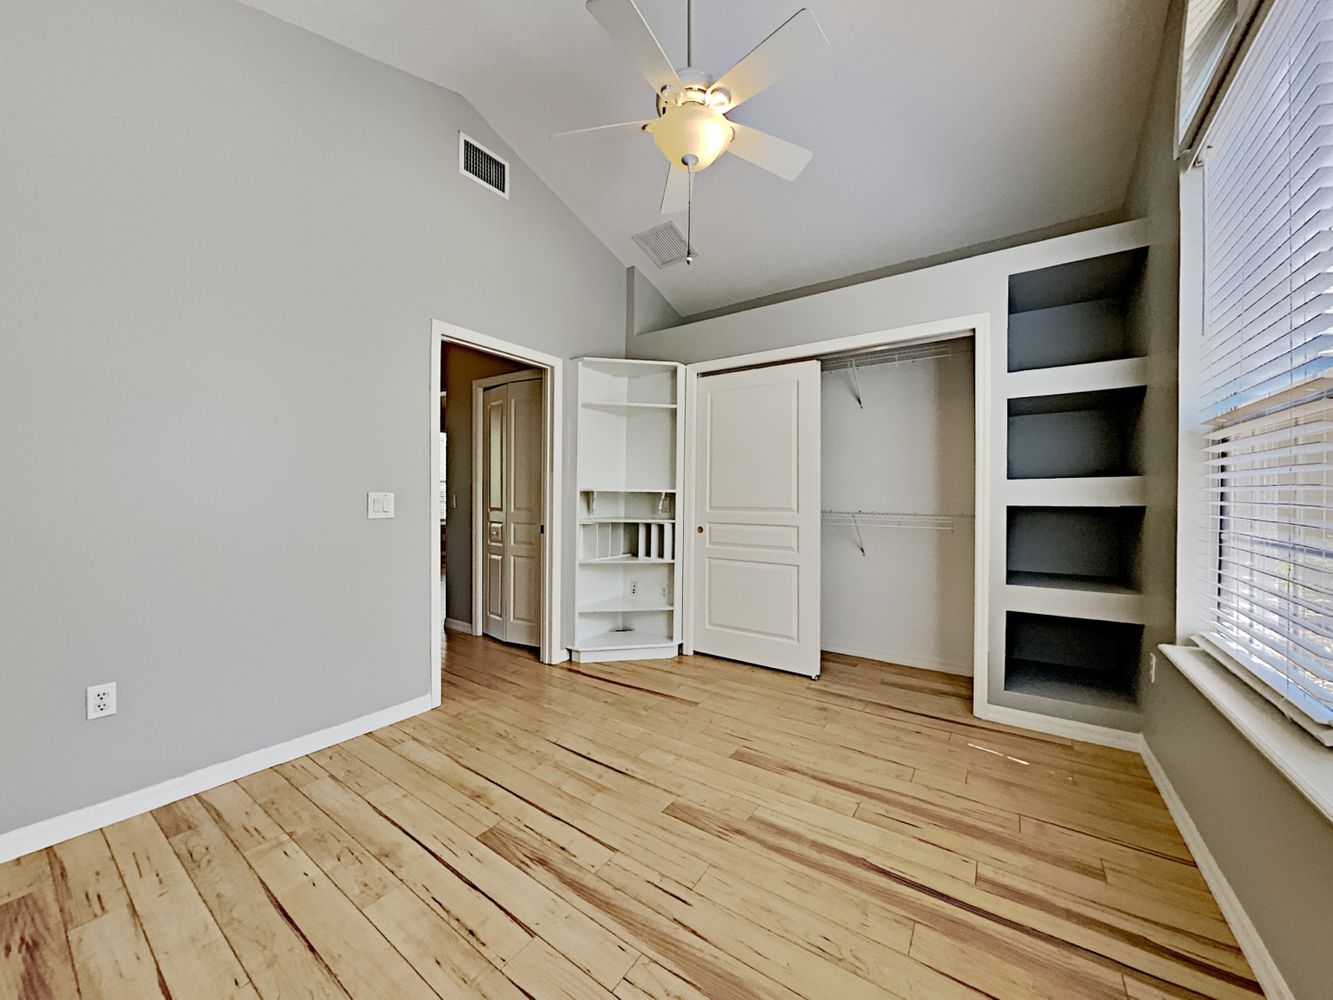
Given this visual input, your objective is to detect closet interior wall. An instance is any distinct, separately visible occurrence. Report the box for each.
[820,340,976,674]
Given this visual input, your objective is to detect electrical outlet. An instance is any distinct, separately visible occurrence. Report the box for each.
[630,579,638,596]
[1149,653,1157,683]
[87,682,117,720]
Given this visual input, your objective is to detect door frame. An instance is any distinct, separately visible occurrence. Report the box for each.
[471,369,543,645]
[432,320,565,683]
[679,314,991,693]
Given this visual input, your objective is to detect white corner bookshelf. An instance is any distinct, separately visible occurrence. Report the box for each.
[570,358,685,663]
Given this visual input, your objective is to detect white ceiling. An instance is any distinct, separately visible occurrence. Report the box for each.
[237,0,1169,317]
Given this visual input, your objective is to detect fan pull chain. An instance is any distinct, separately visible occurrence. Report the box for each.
[682,154,697,264]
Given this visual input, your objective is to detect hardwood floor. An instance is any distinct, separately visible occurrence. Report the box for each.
[1,633,1261,999]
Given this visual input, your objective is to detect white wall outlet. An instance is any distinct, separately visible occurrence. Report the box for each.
[87,682,117,720]
[630,579,639,596]
[367,492,395,519]
[1149,652,1158,683]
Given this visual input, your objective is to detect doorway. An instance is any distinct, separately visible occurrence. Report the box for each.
[432,321,564,673]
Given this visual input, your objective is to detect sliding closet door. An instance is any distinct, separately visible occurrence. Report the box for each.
[692,361,821,677]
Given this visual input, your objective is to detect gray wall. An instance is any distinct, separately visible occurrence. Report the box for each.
[0,0,625,835]
[441,345,529,624]
[1143,666,1333,999]
[1134,4,1333,997]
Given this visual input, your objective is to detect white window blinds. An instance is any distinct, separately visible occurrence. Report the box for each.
[1200,0,1333,742]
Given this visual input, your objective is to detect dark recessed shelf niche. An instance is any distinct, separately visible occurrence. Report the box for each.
[1007,248,1148,372]
[1007,386,1144,479]
[1004,611,1142,711]
[1007,506,1144,593]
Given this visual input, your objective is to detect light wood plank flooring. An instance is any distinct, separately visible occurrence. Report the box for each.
[1,632,1261,999]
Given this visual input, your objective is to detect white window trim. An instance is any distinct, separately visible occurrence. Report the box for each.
[1160,644,1333,823]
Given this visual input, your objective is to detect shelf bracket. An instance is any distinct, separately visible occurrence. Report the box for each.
[850,512,865,556]
[848,359,864,409]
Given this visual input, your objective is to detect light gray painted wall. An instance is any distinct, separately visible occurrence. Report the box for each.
[441,345,529,624]
[0,0,625,835]
[1137,5,1333,997]
[1143,666,1333,999]
[627,267,682,337]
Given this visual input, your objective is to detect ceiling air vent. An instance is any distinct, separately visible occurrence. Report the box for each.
[632,222,694,268]
[459,134,509,198]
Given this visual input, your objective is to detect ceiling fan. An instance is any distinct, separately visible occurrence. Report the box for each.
[557,0,829,261]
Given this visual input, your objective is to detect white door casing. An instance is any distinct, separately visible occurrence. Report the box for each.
[691,361,821,677]
[480,376,542,647]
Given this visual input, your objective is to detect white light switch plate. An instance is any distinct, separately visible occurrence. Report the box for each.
[367,492,395,519]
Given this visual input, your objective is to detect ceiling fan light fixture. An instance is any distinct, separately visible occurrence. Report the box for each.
[647,103,733,172]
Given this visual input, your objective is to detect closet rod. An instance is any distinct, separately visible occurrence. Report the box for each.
[822,510,973,553]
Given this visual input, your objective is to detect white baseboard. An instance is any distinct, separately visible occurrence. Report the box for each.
[820,642,970,676]
[443,617,474,634]
[1141,744,1293,1000]
[0,693,435,865]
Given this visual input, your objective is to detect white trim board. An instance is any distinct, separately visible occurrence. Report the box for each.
[1141,744,1295,1000]
[0,693,434,865]
[820,642,971,677]
[443,617,474,634]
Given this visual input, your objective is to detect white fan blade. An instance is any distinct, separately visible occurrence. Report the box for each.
[727,123,813,181]
[552,120,652,140]
[661,165,690,215]
[586,0,682,95]
[712,9,828,110]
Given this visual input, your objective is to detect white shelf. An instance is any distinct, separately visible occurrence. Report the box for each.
[571,629,676,652]
[579,597,674,614]
[580,487,676,494]
[579,517,675,524]
[1002,583,1146,625]
[1006,356,1148,399]
[1005,476,1146,507]
[579,556,675,565]
[582,401,677,413]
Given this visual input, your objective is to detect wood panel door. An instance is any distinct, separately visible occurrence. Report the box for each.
[481,377,542,646]
[691,361,821,677]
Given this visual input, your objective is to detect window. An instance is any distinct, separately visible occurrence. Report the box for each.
[1181,0,1239,141]
[1196,0,1333,743]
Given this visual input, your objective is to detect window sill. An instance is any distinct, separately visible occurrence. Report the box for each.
[1159,644,1333,825]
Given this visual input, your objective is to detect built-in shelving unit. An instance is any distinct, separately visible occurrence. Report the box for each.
[570,359,684,663]
[991,246,1156,735]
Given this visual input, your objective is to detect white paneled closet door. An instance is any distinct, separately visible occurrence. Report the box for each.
[691,361,821,677]
[482,377,542,647]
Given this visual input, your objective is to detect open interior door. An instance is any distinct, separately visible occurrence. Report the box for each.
[691,361,821,677]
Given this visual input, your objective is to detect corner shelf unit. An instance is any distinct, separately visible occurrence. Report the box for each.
[570,358,685,663]
[991,245,1156,735]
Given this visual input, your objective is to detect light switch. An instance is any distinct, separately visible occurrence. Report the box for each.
[368,492,395,519]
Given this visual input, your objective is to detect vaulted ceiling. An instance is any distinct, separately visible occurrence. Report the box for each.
[237,0,1170,317]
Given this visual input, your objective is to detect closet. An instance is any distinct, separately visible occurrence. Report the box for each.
[820,340,976,675]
